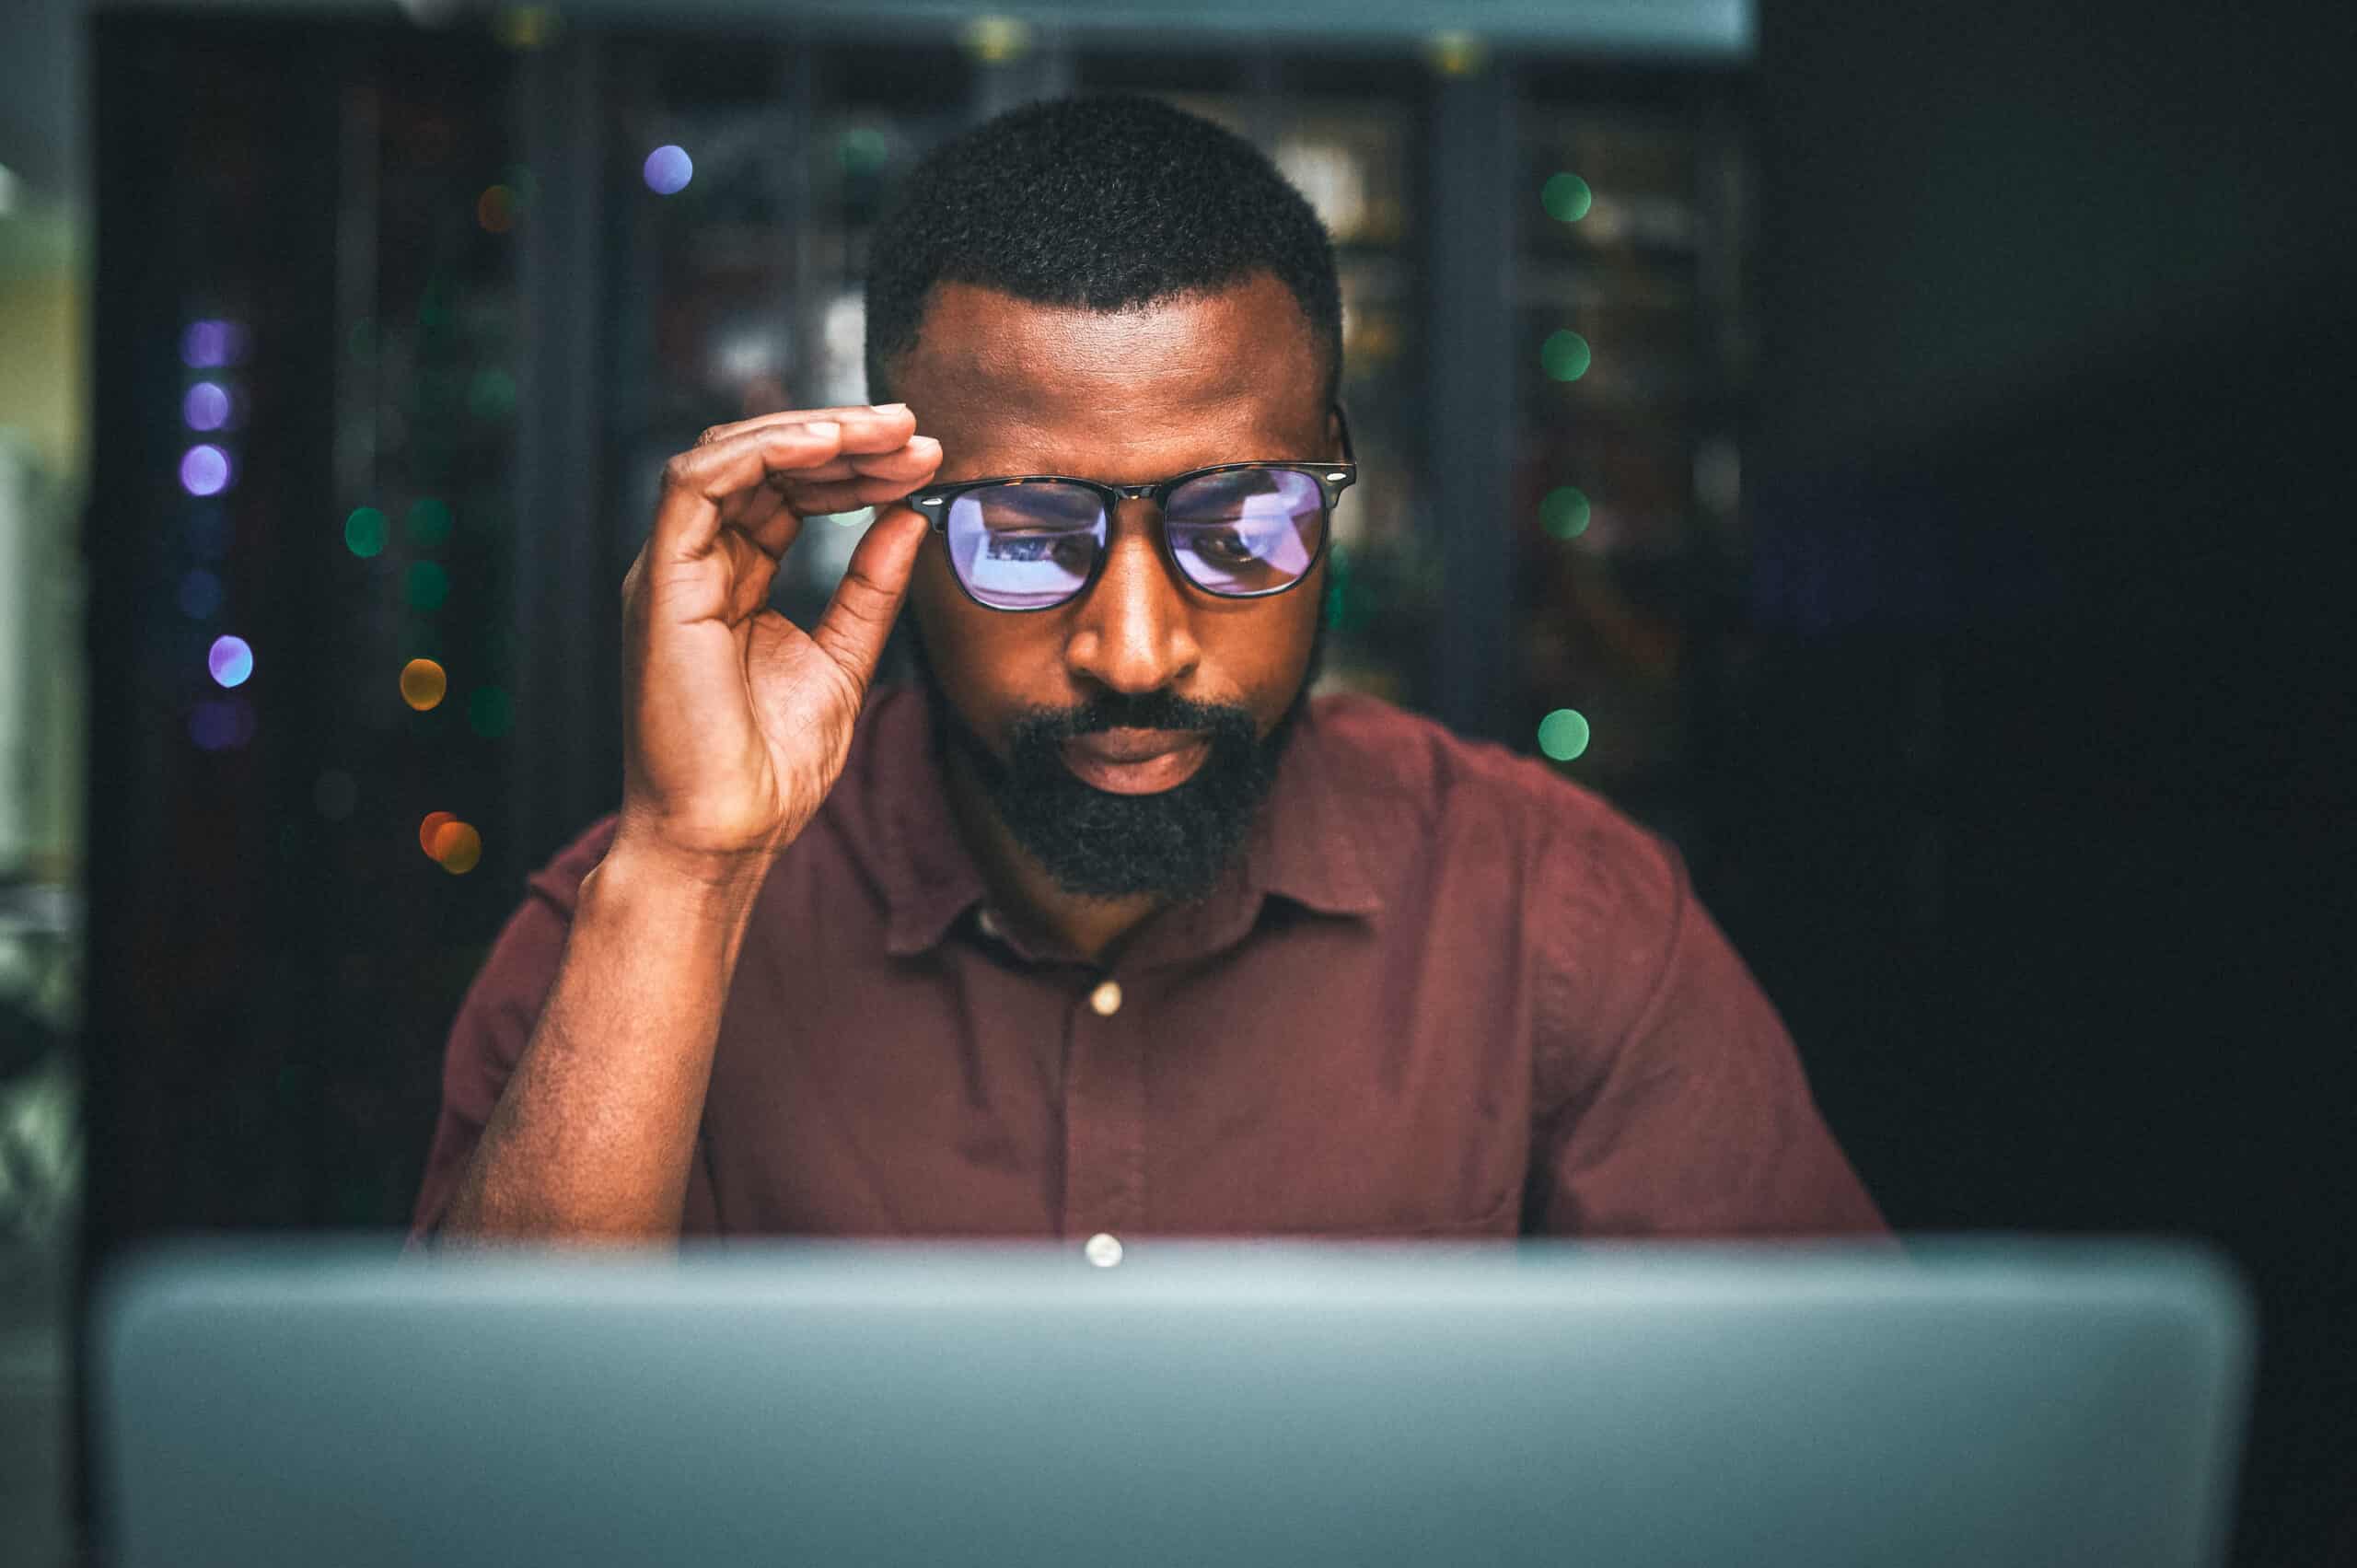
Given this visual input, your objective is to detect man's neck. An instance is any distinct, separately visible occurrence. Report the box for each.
[940,744,1166,966]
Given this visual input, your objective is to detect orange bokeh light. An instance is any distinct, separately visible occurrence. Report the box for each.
[418,810,457,857]
[401,657,448,711]
[432,819,482,874]
[476,185,516,233]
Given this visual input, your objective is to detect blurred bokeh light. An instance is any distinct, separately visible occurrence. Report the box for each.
[343,505,387,557]
[400,658,448,711]
[1537,708,1591,762]
[206,634,254,689]
[182,381,232,431]
[179,444,231,496]
[1541,172,1593,222]
[430,820,482,874]
[1540,331,1591,383]
[642,145,693,195]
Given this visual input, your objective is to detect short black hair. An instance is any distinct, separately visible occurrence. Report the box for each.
[864,93,1342,407]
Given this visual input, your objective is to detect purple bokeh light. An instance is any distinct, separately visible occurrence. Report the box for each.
[643,145,693,195]
[180,319,248,369]
[180,445,232,496]
[190,697,256,751]
[184,381,232,431]
[207,633,254,688]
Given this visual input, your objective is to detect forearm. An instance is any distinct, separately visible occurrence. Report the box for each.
[437,839,771,1241]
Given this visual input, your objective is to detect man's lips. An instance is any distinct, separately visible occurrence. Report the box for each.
[1060,728,1212,795]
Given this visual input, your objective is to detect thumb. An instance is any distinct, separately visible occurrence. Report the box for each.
[808,505,930,692]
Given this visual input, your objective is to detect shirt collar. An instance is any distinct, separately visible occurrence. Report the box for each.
[1237,697,1387,920]
[869,688,1384,960]
[871,691,992,958]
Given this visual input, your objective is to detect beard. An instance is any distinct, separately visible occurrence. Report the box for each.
[904,615,1324,904]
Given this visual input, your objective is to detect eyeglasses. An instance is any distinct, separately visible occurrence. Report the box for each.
[904,406,1356,612]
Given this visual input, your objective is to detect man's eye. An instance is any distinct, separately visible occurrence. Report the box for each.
[1181,528,1262,565]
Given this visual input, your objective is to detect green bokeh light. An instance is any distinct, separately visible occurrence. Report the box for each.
[418,275,453,331]
[1320,541,1365,633]
[343,506,387,558]
[407,497,454,548]
[839,127,889,173]
[1538,708,1591,761]
[1542,330,1592,382]
[468,685,513,739]
[1540,486,1592,540]
[1541,172,1593,223]
[467,369,517,420]
[405,561,449,611]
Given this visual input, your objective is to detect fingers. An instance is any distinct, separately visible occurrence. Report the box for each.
[775,470,936,520]
[652,420,846,565]
[696,402,919,457]
[665,412,938,548]
[729,484,801,578]
[646,405,941,651]
[732,443,938,562]
[773,436,942,486]
[808,506,932,693]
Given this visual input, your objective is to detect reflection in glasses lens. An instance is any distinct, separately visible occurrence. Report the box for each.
[1165,469,1323,596]
[950,482,1107,610]
[943,469,1328,611]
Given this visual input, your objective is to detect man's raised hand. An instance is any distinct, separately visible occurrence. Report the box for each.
[615,402,940,878]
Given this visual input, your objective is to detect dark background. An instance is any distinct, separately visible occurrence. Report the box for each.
[1739,6,2354,1562]
[75,2,2354,1563]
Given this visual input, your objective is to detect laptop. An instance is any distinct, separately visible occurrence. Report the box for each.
[93,1237,2252,1567]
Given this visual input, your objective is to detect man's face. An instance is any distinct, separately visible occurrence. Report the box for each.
[894,271,1334,900]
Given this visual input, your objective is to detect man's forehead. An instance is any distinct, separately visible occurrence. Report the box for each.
[897,275,1323,433]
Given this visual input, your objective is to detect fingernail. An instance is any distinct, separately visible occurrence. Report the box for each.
[871,401,910,414]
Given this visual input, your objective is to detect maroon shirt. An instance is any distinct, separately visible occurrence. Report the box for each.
[412,687,1885,1241]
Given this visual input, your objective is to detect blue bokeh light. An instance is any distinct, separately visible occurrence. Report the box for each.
[184,381,232,431]
[180,445,232,496]
[180,319,247,369]
[189,696,255,751]
[643,145,694,195]
[207,633,254,688]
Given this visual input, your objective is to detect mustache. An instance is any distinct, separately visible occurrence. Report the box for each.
[1005,690,1258,745]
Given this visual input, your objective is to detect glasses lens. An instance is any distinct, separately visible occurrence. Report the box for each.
[1164,469,1325,596]
[945,482,1106,610]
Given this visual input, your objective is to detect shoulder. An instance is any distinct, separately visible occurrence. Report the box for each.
[1299,692,1679,913]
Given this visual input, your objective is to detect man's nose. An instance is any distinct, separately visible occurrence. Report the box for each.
[1062,502,1201,696]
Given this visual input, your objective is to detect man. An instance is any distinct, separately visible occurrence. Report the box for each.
[412,95,1884,1244]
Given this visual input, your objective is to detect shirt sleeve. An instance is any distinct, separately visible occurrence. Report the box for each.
[1527,815,1889,1238]
[408,818,621,1239]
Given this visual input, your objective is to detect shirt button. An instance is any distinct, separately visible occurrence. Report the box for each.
[1084,1232,1124,1268]
[1088,979,1123,1016]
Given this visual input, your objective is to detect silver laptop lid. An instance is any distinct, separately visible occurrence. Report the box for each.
[95,1238,2252,1568]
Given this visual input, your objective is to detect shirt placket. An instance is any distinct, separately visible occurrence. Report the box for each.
[1060,969,1145,1255]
